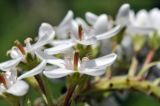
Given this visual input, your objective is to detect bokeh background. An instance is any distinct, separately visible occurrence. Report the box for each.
[0,0,160,106]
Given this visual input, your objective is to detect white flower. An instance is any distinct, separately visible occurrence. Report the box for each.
[9,21,55,60]
[85,12,113,30]
[54,10,74,39]
[127,10,155,34]
[0,69,29,96]
[6,24,63,79]
[0,58,22,71]
[43,52,117,78]
[116,3,130,27]
[44,17,121,55]
[42,10,73,40]
[116,3,156,34]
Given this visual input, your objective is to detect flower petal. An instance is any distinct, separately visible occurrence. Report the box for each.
[75,17,89,32]
[0,58,21,71]
[116,3,130,26]
[85,12,98,25]
[49,39,72,46]
[83,53,117,68]
[5,69,17,86]
[9,47,23,59]
[59,10,74,27]
[93,14,109,35]
[17,61,46,80]
[35,49,65,68]
[71,20,79,40]
[44,42,75,55]
[38,23,55,39]
[127,25,155,34]
[34,26,55,50]
[7,80,29,96]
[95,25,121,40]
[135,10,150,27]
[149,8,160,30]
[80,67,106,76]
[77,37,97,45]
[43,68,74,78]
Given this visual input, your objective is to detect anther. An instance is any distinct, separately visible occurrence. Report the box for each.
[0,73,7,89]
[24,38,33,44]
[15,40,25,55]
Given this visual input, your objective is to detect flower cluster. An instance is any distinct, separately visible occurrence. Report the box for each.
[1,3,160,106]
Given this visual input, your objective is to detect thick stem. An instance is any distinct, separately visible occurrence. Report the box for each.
[64,85,76,106]
[95,76,160,99]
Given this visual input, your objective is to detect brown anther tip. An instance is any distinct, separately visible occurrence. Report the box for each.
[0,74,7,89]
[24,38,33,44]
[82,57,89,62]
[15,40,25,55]
[14,40,21,45]
[78,24,83,40]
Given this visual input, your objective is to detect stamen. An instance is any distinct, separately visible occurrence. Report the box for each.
[0,73,7,89]
[73,52,79,71]
[15,40,25,55]
[82,57,89,62]
[78,24,83,40]
[24,38,33,44]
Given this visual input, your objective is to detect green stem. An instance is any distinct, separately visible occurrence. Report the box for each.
[128,57,138,77]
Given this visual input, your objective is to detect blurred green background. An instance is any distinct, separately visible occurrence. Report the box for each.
[0,0,160,106]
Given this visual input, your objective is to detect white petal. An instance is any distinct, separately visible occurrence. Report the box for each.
[5,69,17,86]
[0,58,21,71]
[77,37,97,45]
[85,12,98,25]
[34,27,55,50]
[75,17,89,32]
[59,10,74,27]
[95,25,121,40]
[7,80,29,96]
[127,25,155,34]
[83,53,117,68]
[9,47,23,59]
[80,67,106,76]
[17,61,46,80]
[44,42,75,55]
[71,20,79,40]
[93,14,109,35]
[129,10,136,25]
[35,49,65,68]
[149,8,160,30]
[116,3,130,26]
[38,23,55,39]
[49,39,72,46]
[43,68,74,78]
[135,10,150,27]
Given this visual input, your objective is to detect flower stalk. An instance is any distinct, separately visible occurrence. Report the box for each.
[34,75,54,106]
[64,84,76,106]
